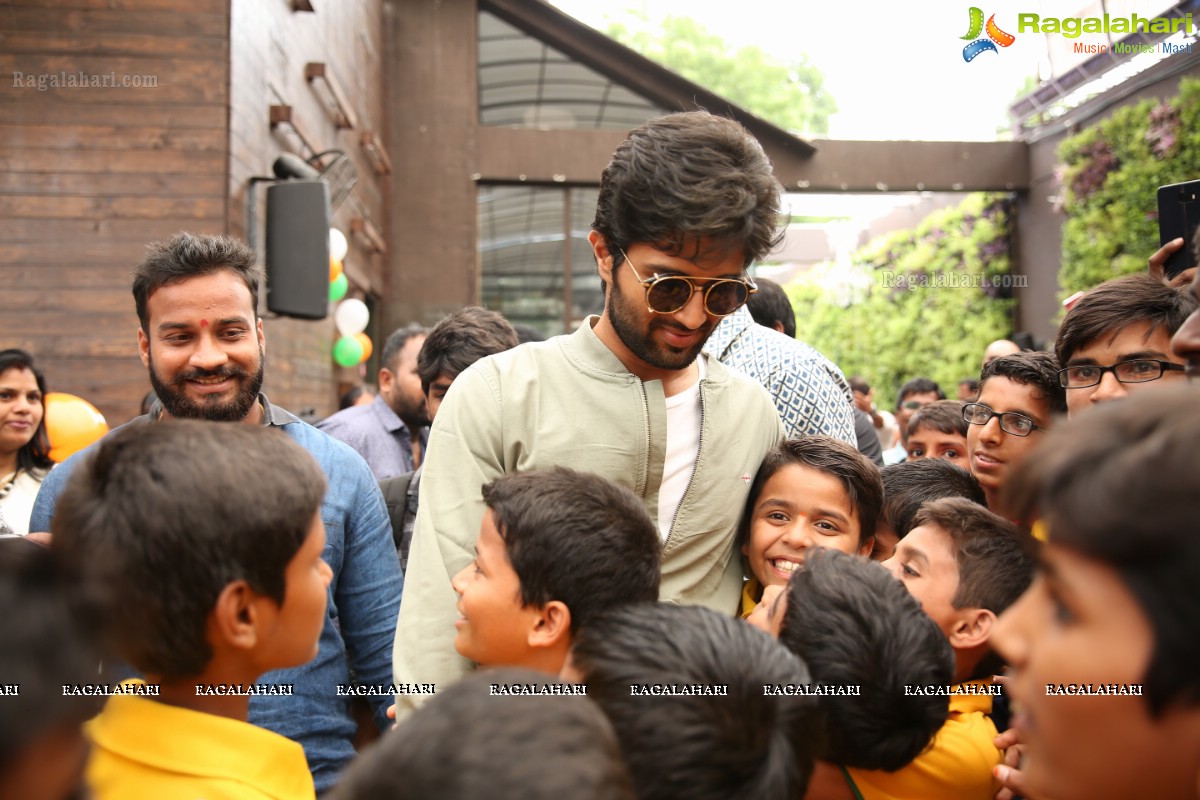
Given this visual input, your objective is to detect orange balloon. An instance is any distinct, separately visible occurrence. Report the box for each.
[44,392,109,463]
[330,256,344,282]
[354,332,373,363]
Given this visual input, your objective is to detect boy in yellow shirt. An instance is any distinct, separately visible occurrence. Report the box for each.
[52,420,333,800]
[851,497,1035,800]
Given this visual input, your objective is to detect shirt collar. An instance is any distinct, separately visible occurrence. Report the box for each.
[87,687,314,798]
[371,393,411,435]
[702,305,754,359]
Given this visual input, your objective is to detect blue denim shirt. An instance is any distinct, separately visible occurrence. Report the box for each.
[31,396,404,793]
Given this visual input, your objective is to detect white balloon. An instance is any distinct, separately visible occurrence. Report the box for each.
[329,228,349,262]
[334,298,369,336]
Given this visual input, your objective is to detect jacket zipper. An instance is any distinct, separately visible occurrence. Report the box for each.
[638,380,650,499]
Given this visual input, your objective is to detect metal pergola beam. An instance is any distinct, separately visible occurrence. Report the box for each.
[476,128,1029,193]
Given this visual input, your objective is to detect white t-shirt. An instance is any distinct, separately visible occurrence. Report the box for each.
[657,358,706,540]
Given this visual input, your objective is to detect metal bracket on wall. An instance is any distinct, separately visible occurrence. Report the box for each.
[304,62,358,130]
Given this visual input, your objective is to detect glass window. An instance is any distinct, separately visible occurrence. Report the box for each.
[479,185,602,338]
[478,11,667,130]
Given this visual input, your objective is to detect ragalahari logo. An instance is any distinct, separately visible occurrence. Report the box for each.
[962,8,1015,61]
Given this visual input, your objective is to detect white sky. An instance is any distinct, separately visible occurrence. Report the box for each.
[549,0,1053,141]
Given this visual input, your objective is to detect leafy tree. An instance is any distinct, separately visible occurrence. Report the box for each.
[606,12,835,136]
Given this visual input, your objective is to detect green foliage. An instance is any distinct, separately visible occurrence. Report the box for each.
[786,195,1015,408]
[1057,77,1200,296]
[606,12,835,135]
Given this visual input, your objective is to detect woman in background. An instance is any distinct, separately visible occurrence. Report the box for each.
[0,349,53,535]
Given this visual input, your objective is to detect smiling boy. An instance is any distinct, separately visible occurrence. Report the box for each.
[451,467,661,676]
[851,497,1035,800]
[965,352,1065,514]
[739,436,881,616]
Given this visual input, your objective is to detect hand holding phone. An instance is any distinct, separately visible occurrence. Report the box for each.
[1156,180,1200,279]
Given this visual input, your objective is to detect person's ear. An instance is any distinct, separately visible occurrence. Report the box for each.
[256,317,265,352]
[771,321,785,334]
[948,607,996,651]
[856,534,876,559]
[210,580,261,652]
[377,366,394,393]
[589,231,614,283]
[137,327,151,369]
[528,601,572,650]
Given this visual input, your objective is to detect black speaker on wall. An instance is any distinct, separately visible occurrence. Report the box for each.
[265,180,331,320]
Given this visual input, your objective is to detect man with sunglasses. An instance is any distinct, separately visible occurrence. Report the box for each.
[964,352,1066,514]
[392,111,786,713]
[1054,273,1194,418]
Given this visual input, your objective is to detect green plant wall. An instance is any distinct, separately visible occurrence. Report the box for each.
[1057,77,1200,295]
[787,194,1015,408]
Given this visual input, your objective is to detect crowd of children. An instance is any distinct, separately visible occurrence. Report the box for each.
[3,110,1200,800]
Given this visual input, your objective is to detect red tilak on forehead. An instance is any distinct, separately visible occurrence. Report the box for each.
[200,320,208,328]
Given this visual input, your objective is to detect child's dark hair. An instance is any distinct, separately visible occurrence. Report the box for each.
[978,351,1067,416]
[880,459,987,540]
[746,277,796,338]
[1003,385,1200,716]
[0,546,102,774]
[327,668,634,800]
[1054,273,1197,365]
[895,378,944,408]
[741,436,882,551]
[777,549,953,771]
[51,420,327,678]
[417,306,519,395]
[482,467,660,634]
[906,399,968,438]
[569,603,818,800]
[912,497,1035,679]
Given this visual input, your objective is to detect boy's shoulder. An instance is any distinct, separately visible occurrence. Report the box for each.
[846,681,1000,800]
[87,689,315,799]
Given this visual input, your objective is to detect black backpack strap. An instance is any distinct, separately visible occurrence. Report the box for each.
[380,471,414,552]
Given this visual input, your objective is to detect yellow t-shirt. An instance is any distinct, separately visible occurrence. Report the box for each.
[86,685,316,800]
[740,577,763,619]
[846,681,1000,800]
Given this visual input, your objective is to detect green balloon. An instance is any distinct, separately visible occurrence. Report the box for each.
[329,273,348,302]
[333,336,364,367]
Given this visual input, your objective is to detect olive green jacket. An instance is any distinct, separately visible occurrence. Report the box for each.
[392,317,783,711]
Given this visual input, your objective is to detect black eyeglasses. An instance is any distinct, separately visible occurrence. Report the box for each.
[1058,359,1185,389]
[962,403,1042,437]
[619,249,755,317]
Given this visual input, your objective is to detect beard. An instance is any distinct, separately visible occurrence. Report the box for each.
[148,346,265,422]
[607,269,714,371]
[389,388,431,430]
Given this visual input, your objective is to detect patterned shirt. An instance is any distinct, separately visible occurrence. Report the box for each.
[703,306,856,444]
[317,394,428,480]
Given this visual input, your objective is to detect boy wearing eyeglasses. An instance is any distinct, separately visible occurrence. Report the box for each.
[964,352,1066,514]
[1054,273,1194,418]
[393,111,786,715]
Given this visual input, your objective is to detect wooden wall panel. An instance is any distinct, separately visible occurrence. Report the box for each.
[0,1,231,426]
[3,0,389,426]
